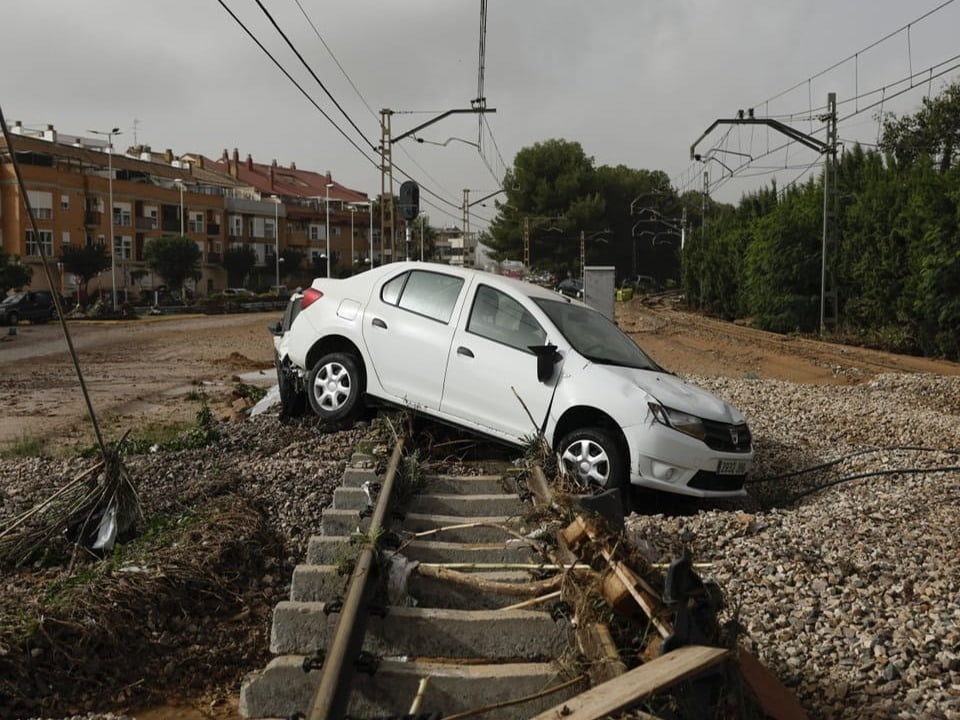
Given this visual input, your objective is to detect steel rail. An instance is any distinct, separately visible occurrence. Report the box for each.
[307,437,405,720]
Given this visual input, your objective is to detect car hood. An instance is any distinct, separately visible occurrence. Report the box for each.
[584,362,746,424]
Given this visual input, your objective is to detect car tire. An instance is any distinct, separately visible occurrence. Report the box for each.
[275,353,307,421]
[7,312,18,326]
[306,352,363,423]
[557,427,631,511]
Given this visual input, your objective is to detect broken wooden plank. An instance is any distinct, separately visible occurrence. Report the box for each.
[738,647,810,720]
[528,644,730,720]
[576,622,628,684]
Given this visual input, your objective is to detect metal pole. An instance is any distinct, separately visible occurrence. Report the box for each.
[350,206,355,268]
[108,139,116,310]
[419,214,424,261]
[580,230,585,289]
[274,196,280,293]
[325,183,333,277]
[90,127,122,311]
[179,182,184,236]
[369,202,374,267]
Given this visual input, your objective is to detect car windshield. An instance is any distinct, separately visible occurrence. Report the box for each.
[533,297,662,371]
[1,293,25,306]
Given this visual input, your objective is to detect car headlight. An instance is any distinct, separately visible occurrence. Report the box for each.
[647,402,707,441]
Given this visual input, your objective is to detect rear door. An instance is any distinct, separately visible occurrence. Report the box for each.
[361,268,466,412]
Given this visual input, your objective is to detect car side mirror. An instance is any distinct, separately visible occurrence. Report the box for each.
[530,344,561,382]
[268,321,283,336]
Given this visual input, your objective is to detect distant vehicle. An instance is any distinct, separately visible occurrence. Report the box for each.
[557,277,583,299]
[0,290,60,325]
[222,288,254,297]
[623,275,665,293]
[273,262,753,503]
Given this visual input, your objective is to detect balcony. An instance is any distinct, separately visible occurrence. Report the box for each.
[137,217,158,230]
[207,223,221,235]
[84,211,102,225]
[206,252,222,264]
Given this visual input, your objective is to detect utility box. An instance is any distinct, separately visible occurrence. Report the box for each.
[584,266,615,320]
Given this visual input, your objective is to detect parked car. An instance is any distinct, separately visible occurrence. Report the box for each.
[0,290,60,325]
[557,277,583,299]
[623,275,665,293]
[274,263,753,504]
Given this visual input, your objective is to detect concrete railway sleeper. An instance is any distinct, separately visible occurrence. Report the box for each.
[238,437,803,720]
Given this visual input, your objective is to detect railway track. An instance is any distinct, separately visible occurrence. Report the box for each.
[237,434,796,720]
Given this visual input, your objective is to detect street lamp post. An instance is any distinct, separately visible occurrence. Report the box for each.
[369,202,374,267]
[349,205,356,269]
[174,179,185,236]
[90,127,121,310]
[272,195,281,293]
[325,183,334,277]
[419,214,424,261]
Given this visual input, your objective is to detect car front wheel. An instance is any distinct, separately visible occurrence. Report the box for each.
[558,427,629,509]
[306,352,362,423]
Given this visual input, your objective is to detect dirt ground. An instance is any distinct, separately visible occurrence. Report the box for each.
[1,299,958,454]
[0,313,279,455]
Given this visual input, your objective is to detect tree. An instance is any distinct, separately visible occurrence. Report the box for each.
[280,247,304,278]
[0,250,32,293]
[60,243,110,300]
[881,81,960,172]
[221,245,257,288]
[144,235,201,298]
[487,139,601,268]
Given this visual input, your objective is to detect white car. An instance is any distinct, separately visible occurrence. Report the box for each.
[273,262,752,502]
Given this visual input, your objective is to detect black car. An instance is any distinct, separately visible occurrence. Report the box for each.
[0,290,60,325]
[557,277,583,299]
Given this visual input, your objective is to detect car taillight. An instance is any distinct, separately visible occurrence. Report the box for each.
[301,288,324,309]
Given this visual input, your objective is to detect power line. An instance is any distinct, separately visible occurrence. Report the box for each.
[251,0,376,153]
[215,0,379,171]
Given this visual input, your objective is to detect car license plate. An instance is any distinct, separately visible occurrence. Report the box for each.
[717,459,748,475]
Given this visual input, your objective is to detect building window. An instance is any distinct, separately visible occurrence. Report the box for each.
[309,224,324,241]
[265,219,276,240]
[189,212,204,233]
[229,215,242,238]
[113,202,132,227]
[26,229,54,257]
[115,236,133,260]
[61,194,70,210]
[27,190,53,219]
[62,231,71,247]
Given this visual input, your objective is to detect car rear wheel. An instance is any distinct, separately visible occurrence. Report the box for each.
[306,352,362,423]
[558,427,631,511]
[275,353,306,420]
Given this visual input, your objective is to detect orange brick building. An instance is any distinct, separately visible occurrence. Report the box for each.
[0,122,374,302]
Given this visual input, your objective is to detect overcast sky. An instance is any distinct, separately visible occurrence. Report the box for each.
[4,1,959,229]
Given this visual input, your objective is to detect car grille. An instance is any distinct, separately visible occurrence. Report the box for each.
[689,471,747,493]
[702,420,752,453]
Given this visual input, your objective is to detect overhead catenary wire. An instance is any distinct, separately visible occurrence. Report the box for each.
[672,2,960,197]
[215,0,379,172]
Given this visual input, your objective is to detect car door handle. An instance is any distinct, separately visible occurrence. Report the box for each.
[372,317,387,329]
[457,346,474,358]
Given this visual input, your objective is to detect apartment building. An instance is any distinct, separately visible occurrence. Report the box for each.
[0,122,374,302]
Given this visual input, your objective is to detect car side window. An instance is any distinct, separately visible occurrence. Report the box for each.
[380,272,407,305]
[467,285,546,352]
[383,270,464,324]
